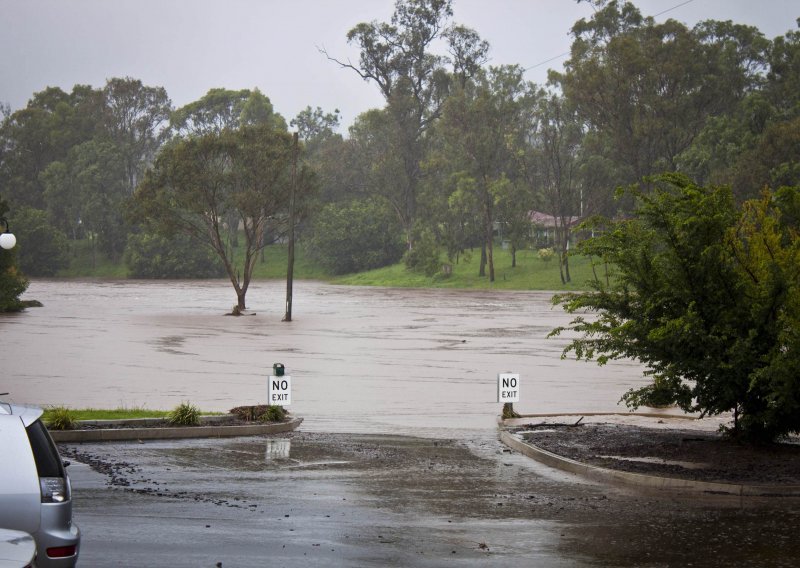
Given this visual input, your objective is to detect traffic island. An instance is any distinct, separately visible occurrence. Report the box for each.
[50,414,303,443]
[499,413,800,498]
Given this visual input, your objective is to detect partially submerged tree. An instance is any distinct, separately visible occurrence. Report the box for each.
[133,124,300,311]
[551,174,800,442]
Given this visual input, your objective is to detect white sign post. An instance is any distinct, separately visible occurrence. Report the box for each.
[497,372,520,403]
[268,375,292,406]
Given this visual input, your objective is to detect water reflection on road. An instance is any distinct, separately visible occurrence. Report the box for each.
[2,279,651,436]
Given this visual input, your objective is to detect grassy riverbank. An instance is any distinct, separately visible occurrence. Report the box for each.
[337,248,601,290]
[56,240,600,291]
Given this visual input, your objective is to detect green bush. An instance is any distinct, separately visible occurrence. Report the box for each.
[304,198,405,275]
[124,233,224,279]
[44,406,77,430]
[553,176,800,442]
[167,402,200,426]
[403,229,441,276]
[537,247,555,262]
[260,405,287,423]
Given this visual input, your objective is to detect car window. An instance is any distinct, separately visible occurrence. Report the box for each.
[25,420,64,478]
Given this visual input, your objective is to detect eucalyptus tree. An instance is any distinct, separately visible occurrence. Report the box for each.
[102,77,172,196]
[170,88,285,137]
[437,65,529,282]
[521,93,585,284]
[290,106,351,204]
[133,124,304,312]
[554,1,767,192]
[0,85,104,210]
[41,139,128,265]
[169,88,288,248]
[324,0,488,247]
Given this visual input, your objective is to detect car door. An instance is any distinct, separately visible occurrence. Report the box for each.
[0,415,41,535]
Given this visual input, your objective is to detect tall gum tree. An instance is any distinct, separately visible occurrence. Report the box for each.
[554,1,766,194]
[102,77,172,196]
[438,65,529,282]
[323,0,488,248]
[522,93,585,284]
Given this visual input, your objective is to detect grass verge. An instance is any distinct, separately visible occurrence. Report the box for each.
[42,406,223,422]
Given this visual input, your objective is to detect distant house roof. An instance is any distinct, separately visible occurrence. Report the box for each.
[527,211,582,228]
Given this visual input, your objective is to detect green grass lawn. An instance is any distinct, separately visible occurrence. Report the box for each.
[41,406,224,421]
[56,237,603,291]
[337,247,605,290]
[43,407,169,421]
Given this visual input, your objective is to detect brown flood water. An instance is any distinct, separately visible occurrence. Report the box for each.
[2,279,653,437]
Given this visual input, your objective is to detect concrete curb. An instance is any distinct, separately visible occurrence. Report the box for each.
[498,416,800,498]
[51,416,303,443]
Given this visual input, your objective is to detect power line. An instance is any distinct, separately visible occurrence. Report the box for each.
[522,0,697,74]
[653,0,695,18]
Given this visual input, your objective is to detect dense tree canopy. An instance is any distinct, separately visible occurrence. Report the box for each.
[326,0,488,246]
[552,175,800,441]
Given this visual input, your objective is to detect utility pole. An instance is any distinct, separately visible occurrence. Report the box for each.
[283,132,299,322]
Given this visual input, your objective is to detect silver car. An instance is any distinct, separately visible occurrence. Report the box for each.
[0,402,80,567]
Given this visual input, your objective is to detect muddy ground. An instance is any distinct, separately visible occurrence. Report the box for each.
[516,423,800,485]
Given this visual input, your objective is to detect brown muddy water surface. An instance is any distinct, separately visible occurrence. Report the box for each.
[2,279,657,436]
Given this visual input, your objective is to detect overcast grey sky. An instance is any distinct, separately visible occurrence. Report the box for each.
[1,0,797,129]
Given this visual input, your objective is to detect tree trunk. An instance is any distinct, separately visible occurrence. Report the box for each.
[479,243,487,277]
[487,233,495,283]
[511,244,517,268]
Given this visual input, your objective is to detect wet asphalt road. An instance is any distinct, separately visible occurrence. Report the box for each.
[62,431,800,568]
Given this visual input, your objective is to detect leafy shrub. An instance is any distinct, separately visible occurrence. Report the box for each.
[167,402,200,426]
[537,247,555,262]
[44,406,76,430]
[124,233,224,279]
[553,176,800,442]
[304,198,405,275]
[403,229,441,276]
[230,405,267,421]
[229,404,287,422]
[261,405,287,423]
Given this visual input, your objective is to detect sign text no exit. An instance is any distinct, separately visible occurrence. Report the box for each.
[497,372,520,403]
[268,375,292,406]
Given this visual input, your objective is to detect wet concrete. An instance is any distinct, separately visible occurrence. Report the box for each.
[63,432,800,567]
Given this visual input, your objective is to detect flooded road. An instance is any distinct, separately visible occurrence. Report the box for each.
[7,280,797,567]
[2,279,651,435]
